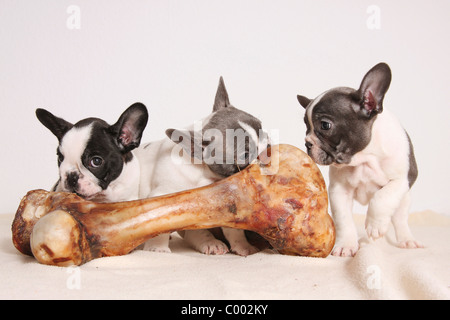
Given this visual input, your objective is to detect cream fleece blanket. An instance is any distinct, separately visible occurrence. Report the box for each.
[1,211,449,300]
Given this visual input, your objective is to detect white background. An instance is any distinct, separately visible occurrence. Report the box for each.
[1,0,449,215]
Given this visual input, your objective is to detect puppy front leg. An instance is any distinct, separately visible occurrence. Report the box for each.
[391,191,424,249]
[329,180,359,257]
[366,179,409,240]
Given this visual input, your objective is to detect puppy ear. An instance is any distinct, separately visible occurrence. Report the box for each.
[110,102,148,153]
[297,95,311,109]
[356,63,392,117]
[213,76,231,112]
[166,128,204,160]
[36,108,73,141]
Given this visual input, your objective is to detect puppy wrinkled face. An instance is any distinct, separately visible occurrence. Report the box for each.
[57,120,125,200]
[304,89,373,165]
[203,106,267,177]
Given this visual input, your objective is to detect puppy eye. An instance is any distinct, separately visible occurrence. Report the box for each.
[89,156,104,168]
[321,121,332,130]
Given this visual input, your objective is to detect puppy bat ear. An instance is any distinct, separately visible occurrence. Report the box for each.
[356,62,392,117]
[213,76,231,112]
[36,108,73,141]
[166,128,204,160]
[110,102,149,153]
[297,95,311,109]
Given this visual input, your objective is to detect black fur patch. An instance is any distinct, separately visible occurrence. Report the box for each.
[405,131,418,188]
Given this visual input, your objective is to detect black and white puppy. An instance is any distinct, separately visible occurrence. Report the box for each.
[137,77,269,256]
[297,63,422,257]
[36,103,148,203]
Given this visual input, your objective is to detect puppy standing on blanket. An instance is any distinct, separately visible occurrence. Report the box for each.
[136,77,269,256]
[36,103,148,203]
[297,63,422,257]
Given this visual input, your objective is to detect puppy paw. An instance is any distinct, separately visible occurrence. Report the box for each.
[398,239,424,249]
[230,243,259,257]
[199,240,229,255]
[331,244,359,257]
[365,218,390,240]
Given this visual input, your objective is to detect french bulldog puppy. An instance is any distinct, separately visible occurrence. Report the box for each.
[297,63,422,257]
[137,77,269,256]
[36,103,148,203]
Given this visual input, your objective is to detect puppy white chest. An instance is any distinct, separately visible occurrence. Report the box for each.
[339,154,389,205]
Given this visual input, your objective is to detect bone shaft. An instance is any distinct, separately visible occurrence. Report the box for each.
[74,178,248,256]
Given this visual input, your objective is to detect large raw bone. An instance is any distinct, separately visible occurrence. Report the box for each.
[12,144,335,266]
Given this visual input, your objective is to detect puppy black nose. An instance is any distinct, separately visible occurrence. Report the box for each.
[305,141,312,150]
[66,172,79,190]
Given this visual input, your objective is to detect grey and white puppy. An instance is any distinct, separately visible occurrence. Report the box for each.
[297,63,422,257]
[137,77,269,255]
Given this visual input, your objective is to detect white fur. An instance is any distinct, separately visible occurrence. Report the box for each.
[136,138,221,200]
[329,109,423,257]
[101,156,140,202]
